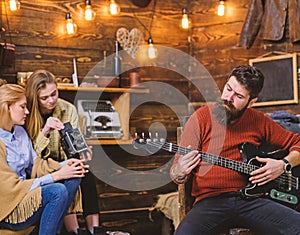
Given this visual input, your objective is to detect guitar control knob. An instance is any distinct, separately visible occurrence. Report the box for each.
[273,192,279,198]
[287,196,292,201]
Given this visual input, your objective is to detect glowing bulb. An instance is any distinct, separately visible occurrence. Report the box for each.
[181,8,189,29]
[85,0,96,21]
[109,0,120,15]
[148,37,157,59]
[9,0,20,11]
[66,13,77,35]
[217,0,225,16]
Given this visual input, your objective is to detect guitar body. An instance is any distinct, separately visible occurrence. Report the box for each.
[239,142,300,211]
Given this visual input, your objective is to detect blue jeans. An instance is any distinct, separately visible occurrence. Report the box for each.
[174,193,300,235]
[0,178,81,235]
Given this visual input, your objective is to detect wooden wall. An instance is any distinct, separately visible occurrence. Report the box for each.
[1,0,299,118]
[1,0,300,234]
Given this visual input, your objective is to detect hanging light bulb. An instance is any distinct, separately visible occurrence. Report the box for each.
[9,0,20,11]
[65,12,77,35]
[217,0,225,16]
[85,0,96,21]
[181,8,189,29]
[109,0,120,16]
[148,37,157,59]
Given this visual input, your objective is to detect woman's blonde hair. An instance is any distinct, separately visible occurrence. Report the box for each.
[25,70,57,140]
[0,84,25,129]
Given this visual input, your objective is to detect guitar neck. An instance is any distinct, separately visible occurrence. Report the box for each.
[137,139,298,190]
[160,142,257,175]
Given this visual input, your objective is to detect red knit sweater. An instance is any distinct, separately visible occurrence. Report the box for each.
[173,104,300,204]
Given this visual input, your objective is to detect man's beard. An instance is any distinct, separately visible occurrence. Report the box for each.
[212,99,247,125]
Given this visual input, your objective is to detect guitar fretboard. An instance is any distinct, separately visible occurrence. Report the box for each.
[163,142,257,174]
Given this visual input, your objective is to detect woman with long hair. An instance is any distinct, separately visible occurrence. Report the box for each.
[25,70,99,235]
[0,84,86,235]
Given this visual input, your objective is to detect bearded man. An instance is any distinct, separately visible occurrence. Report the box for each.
[171,65,300,235]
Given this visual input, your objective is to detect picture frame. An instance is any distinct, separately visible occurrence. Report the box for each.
[249,53,298,107]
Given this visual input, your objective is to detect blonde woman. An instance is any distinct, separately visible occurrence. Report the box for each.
[0,84,86,235]
[25,70,99,235]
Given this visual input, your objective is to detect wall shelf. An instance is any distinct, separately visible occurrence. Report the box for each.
[58,86,149,145]
[86,138,133,145]
[58,86,149,94]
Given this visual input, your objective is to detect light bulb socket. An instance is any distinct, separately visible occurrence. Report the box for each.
[182,8,187,14]
[66,12,71,19]
[86,0,91,5]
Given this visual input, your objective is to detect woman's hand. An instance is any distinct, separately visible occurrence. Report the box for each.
[42,117,65,137]
[51,159,88,181]
[80,146,93,162]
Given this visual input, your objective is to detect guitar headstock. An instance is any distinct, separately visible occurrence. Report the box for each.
[132,133,166,154]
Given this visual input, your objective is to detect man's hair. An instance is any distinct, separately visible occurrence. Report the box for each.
[228,65,264,99]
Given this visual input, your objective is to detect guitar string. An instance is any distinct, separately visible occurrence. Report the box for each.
[143,140,298,189]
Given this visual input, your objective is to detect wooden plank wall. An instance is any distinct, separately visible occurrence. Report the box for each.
[1,0,300,124]
[1,0,300,234]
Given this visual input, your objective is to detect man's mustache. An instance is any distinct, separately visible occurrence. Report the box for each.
[218,99,235,110]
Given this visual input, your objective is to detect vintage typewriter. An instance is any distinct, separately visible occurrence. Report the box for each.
[77,99,123,138]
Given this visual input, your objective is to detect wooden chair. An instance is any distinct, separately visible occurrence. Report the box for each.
[176,126,253,235]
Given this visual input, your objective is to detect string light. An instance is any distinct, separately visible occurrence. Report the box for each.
[65,12,77,35]
[147,37,157,59]
[109,0,120,16]
[85,0,96,21]
[65,0,77,35]
[217,0,225,16]
[9,0,20,11]
[181,8,189,29]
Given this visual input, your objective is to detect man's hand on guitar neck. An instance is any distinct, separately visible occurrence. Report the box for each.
[171,147,200,183]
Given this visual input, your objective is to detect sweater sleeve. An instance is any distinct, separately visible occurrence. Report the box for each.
[264,114,300,153]
[33,131,50,158]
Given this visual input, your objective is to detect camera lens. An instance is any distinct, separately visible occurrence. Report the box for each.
[71,130,80,138]
[75,139,85,148]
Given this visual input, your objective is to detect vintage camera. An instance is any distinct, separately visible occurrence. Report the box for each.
[59,122,88,159]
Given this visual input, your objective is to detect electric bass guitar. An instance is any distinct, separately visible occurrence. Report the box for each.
[133,138,300,210]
